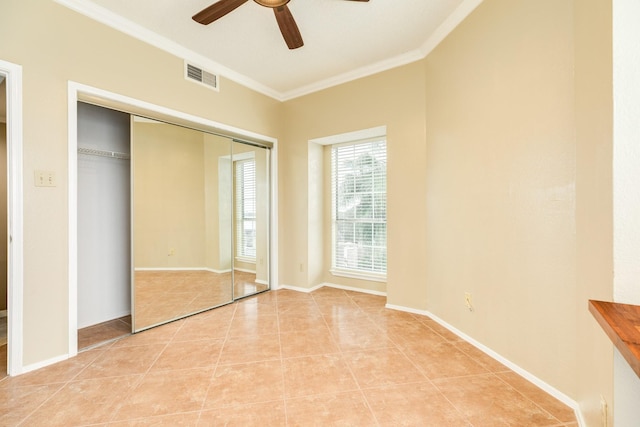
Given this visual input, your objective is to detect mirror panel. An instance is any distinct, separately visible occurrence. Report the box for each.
[232,141,270,299]
[132,118,235,331]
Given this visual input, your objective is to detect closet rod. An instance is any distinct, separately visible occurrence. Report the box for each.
[78,147,130,160]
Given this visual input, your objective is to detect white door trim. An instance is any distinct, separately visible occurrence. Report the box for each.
[0,59,25,376]
[67,81,279,356]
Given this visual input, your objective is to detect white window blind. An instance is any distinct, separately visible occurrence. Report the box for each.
[331,139,387,276]
[235,159,256,260]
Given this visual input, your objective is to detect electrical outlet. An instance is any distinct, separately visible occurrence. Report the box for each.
[465,292,474,311]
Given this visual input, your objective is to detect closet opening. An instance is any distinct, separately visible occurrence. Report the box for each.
[77,102,132,350]
[70,83,278,353]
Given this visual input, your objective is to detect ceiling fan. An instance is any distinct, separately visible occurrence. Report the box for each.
[193,0,369,50]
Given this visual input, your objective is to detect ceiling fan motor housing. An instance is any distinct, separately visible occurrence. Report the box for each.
[254,0,290,7]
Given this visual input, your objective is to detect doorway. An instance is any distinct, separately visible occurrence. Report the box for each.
[0,74,6,377]
[0,59,25,377]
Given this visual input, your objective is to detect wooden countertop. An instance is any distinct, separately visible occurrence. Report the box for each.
[589,300,640,378]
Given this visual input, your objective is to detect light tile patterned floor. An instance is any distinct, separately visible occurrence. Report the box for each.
[0,287,577,426]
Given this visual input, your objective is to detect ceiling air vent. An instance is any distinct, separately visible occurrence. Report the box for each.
[185,62,219,91]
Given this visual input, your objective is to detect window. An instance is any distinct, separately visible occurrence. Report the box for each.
[331,139,387,278]
[235,158,256,260]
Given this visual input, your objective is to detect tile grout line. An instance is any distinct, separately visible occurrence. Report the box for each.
[322,290,382,427]
[104,318,184,425]
[492,371,566,426]
[197,301,238,424]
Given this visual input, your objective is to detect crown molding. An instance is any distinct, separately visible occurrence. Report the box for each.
[53,0,282,100]
[419,0,484,57]
[54,0,483,102]
[279,49,425,101]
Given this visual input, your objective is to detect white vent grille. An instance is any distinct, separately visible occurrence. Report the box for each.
[185,62,219,91]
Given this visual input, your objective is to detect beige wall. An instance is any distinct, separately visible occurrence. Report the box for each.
[281,61,426,299]
[422,0,612,424]
[0,0,282,366]
[280,0,613,423]
[574,0,614,423]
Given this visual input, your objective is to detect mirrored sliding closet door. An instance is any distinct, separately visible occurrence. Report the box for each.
[131,117,271,332]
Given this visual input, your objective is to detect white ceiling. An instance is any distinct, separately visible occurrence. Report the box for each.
[56,0,482,101]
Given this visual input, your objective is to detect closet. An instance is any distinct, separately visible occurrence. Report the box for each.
[77,103,131,331]
[77,103,271,337]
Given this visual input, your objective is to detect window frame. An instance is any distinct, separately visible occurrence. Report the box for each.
[234,154,257,263]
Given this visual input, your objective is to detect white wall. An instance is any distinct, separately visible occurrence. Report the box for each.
[613,0,640,424]
[77,103,131,329]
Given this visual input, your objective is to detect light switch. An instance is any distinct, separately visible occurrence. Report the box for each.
[34,170,56,187]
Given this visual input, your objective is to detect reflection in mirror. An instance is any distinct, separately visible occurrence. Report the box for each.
[132,118,236,331]
[232,141,270,299]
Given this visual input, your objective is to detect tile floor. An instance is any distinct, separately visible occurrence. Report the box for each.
[0,287,577,426]
[78,316,132,351]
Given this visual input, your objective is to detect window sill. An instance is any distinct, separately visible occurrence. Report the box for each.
[235,256,256,264]
[330,269,386,283]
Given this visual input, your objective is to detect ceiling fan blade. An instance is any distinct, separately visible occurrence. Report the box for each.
[273,5,303,49]
[193,0,249,25]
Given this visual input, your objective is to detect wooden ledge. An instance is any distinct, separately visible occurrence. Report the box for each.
[589,300,640,378]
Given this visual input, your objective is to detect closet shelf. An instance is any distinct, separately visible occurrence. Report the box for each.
[589,299,640,378]
[78,147,130,160]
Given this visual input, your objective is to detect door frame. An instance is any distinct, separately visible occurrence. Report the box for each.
[0,59,25,376]
[67,81,279,357]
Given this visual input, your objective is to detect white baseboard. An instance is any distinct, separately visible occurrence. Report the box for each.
[386,303,585,427]
[234,267,257,274]
[320,282,387,297]
[21,353,70,375]
[279,283,324,293]
[134,267,232,274]
[255,279,269,286]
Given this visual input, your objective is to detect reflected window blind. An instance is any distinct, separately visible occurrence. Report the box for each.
[235,159,256,259]
[331,139,387,274]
